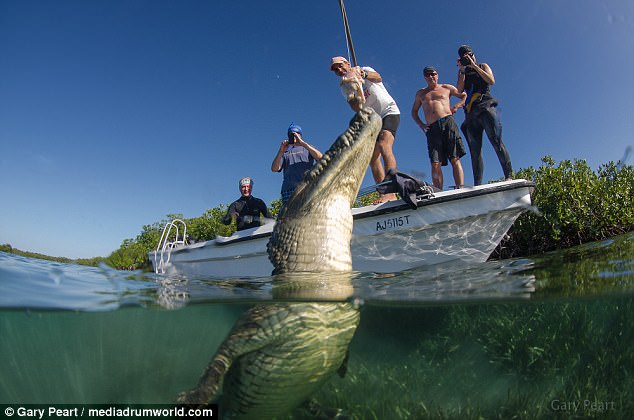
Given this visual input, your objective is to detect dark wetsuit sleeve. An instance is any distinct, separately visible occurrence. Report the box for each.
[257,199,273,219]
[222,202,237,225]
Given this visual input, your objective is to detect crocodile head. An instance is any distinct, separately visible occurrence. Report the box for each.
[267,107,382,274]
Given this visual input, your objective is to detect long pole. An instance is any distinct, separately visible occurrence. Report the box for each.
[338,0,357,67]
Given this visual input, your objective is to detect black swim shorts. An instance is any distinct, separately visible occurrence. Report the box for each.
[425,115,466,166]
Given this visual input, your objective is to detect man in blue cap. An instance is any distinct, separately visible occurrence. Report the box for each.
[271,123,323,205]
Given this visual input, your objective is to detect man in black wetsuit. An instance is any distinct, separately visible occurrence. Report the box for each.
[222,177,273,231]
[456,45,513,186]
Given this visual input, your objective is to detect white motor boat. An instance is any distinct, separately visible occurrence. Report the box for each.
[150,179,534,278]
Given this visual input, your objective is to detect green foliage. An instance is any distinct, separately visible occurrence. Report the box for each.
[1,243,106,266]
[105,238,150,271]
[74,256,107,266]
[494,156,634,258]
[354,191,380,208]
[186,207,233,241]
[270,197,283,217]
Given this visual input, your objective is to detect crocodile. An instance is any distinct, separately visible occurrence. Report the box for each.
[177,108,382,419]
[267,107,382,274]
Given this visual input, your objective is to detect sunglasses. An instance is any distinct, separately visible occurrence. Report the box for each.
[424,72,438,77]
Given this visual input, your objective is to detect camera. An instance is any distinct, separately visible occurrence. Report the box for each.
[288,132,297,144]
[460,55,471,66]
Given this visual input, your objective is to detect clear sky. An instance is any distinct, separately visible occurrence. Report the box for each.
[1,0,633,259]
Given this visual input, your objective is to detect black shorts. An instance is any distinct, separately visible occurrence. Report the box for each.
[425,115,466,166]
[381,114,400,136]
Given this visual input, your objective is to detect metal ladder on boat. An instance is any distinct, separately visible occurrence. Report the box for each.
[153,219,187,274]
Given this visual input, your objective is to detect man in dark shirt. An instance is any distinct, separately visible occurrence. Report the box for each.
[456,44,513,185]
[222,177,273,231]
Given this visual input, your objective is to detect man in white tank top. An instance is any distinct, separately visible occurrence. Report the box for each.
[331,56,400,203]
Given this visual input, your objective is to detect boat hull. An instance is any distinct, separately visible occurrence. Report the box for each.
[150,180,533,278]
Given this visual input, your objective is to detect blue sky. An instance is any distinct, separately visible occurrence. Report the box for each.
[1,0,633,259]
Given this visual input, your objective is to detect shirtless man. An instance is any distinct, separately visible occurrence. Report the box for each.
[411,66,467,190]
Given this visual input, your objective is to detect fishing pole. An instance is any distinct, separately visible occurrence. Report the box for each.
[338,0,357,67]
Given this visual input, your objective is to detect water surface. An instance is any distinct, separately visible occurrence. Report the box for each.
[1,232,633,418]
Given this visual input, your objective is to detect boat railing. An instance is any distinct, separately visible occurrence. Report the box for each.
[153,219,188,274]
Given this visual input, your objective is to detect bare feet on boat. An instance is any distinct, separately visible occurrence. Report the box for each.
[372,193,398,205]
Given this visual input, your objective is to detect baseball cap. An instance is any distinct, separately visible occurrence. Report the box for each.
[330,56,349,70]
[458,45,472,56]
[287,123,302,135]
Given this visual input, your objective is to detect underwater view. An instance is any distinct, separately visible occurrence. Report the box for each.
[1,232,633,418]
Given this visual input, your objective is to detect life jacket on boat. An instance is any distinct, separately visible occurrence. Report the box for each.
[377,169,435,209]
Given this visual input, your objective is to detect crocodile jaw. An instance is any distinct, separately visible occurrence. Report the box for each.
[267,108,382,274]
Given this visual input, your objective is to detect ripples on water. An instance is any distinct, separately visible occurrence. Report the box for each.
[1,232,633,417]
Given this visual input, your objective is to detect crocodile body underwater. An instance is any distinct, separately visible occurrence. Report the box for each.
[177,108,381,419]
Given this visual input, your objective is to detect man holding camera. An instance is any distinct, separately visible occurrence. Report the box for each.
[456,45,513,185]
[271,123,323,205]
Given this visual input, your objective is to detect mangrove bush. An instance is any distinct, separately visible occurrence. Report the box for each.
[493,156,634,259]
